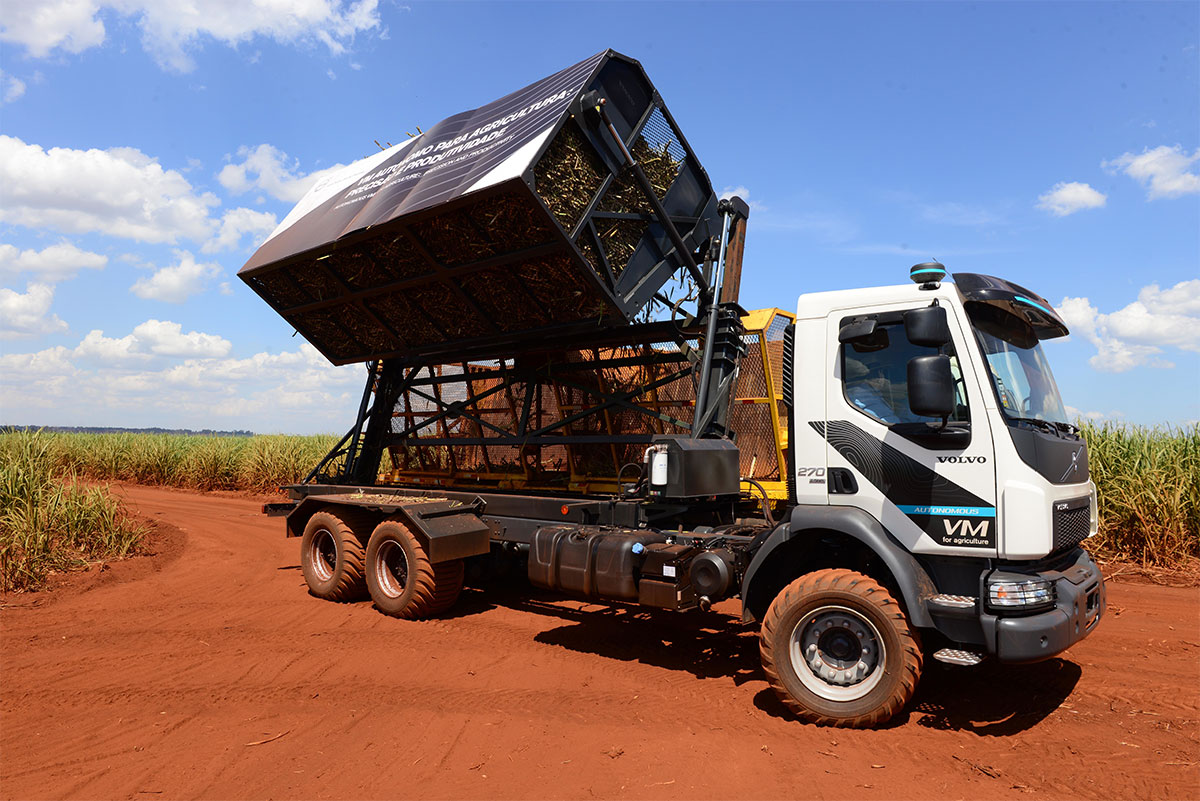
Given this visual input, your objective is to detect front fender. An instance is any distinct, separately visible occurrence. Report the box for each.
[740,505,936,627]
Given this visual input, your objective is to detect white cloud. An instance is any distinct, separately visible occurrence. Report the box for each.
[1,69,27,103]
[203,207,278,253]
[0,282,68,338]
[1103,145,1200,200]
[719,185,767,213]
[1036,181,1107,217]
[0,135,219,243]
[74,319,231,360]
[0,345,76,376]
[0,0,107,57]
[1058,279,1200,372]
[74,329,144,361]
[0,0,382,73]
[218,143,349,204]
[123,319,232,357]
[0,241,107,283]
[1,337,363,433]
[1064,405,1122,423]
[129,250,223,303]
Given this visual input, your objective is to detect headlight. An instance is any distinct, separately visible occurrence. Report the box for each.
[987,577,1056,613]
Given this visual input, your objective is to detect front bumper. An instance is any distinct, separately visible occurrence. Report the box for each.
[983,548,1106,663]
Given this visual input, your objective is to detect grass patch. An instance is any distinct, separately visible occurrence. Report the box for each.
[1,431,145,592]
[1081,422,1199,568]
[22,431,340,492]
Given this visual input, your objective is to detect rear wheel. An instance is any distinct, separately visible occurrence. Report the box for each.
[365,518,464,619]
[300,509,369,601]
[759,569,922,727]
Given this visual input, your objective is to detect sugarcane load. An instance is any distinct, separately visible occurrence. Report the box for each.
[243,51,1106,729]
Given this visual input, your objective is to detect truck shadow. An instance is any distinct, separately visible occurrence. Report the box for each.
[466,585,762,684]
[750,657,1081,733]
[448,584,1081,735]
[908,658,1082,735]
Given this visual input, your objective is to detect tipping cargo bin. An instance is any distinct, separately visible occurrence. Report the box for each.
[238,50,720,365]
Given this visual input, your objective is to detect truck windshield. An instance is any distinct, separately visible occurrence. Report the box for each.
[968,305,1070,425]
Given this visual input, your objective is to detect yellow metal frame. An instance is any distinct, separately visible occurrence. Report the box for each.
[735,308,793,504]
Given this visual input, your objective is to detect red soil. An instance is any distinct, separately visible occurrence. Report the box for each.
[2,484,1197,800]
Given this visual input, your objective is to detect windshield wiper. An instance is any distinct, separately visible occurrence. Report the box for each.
[1004,415,1061,436]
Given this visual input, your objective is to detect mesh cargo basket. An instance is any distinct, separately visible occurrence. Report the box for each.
[238,50,719,365]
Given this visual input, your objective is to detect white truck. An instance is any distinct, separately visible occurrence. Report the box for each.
[243,50,1105,727]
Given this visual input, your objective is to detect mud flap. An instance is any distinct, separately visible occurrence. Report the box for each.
[285,494,491,563]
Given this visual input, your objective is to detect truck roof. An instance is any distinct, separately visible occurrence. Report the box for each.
[794,272,1068,340]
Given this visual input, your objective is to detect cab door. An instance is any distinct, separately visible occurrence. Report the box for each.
[819,302,998,557]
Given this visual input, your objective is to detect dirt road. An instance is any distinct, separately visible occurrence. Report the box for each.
[2,485,1197,800]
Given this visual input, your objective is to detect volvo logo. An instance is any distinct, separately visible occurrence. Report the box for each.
[1060,448,1083,482]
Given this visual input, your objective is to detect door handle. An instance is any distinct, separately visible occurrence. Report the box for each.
[829,468,858,494]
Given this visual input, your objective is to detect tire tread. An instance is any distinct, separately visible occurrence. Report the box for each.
[301,508,373,602]
[367,517,464,619]
[759,569,922,728]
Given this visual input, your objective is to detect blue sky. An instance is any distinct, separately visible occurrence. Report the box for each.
[1,1,1197,434]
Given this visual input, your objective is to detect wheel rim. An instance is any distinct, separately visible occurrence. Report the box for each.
[308,528,336,582]
[375,539,409,599]
[789,604,885,702]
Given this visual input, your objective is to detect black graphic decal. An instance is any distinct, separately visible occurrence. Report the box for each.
[810,420,995,548]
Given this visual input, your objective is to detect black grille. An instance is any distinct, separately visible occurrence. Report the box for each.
[1053,504,1091,553]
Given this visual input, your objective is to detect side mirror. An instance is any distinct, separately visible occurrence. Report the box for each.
[904,305,950,347]
[908,354,955,418]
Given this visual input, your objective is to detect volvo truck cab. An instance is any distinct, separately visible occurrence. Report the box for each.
[748,263,1105,725]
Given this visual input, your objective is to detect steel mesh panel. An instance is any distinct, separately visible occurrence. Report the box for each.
[367,291,443,347]
[640,107,688,168]
[291,263,342,302]
[730,403,779,479]
[460,268,550,332]
[765,316,789,384]
[342,314,396,355]
[247,272,309,309]
[327,235,431,289]
[485,445,524,472]
[515,255,608,322]
[452,445,485,472]
[738,334,768,397]
[378,324,791,486]
[292,308,361,361]
[407,282,490,340]
[537,445,571,473]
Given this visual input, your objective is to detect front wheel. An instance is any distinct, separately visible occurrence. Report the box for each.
[759,569,922,727]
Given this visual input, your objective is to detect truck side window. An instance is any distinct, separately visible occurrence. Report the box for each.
[840,320,969,426]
